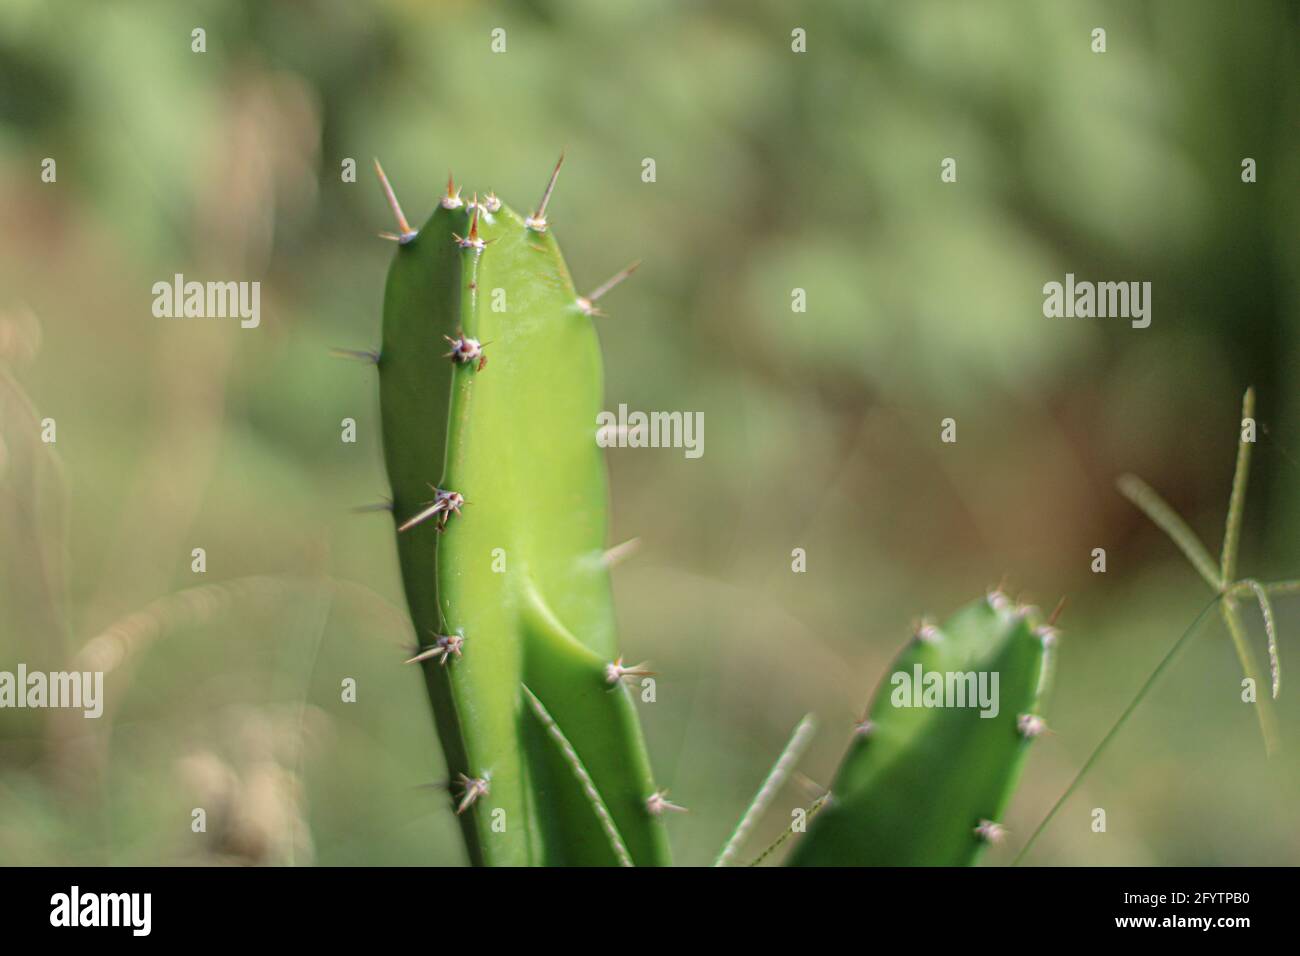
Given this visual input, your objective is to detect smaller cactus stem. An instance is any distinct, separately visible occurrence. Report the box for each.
[521,683,634,867]
[714,713,816,867]
[373,158,418,243]
[526,151,565,231]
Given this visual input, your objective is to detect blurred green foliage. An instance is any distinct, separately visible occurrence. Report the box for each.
[0,0,1297,865]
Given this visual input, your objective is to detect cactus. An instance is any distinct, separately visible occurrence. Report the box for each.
[371,157,667,866]
[785,593,1054,866]
[366,156,1057,867]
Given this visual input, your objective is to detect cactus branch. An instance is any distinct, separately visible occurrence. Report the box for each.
[789,596,1052,866]
[374,170,669,864]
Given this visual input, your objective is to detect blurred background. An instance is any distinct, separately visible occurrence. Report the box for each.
[1,0,1297,865]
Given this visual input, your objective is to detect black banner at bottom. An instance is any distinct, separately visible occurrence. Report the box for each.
[0,866,1279,941]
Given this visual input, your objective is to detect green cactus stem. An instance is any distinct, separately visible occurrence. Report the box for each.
[787,593,1053,866]
[372,157,669,866]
